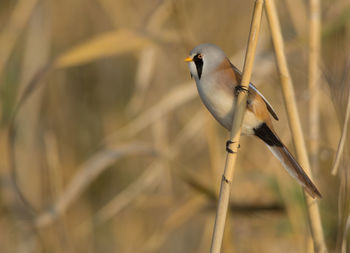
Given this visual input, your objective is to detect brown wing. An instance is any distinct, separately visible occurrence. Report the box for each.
[248,83,279,121]
[228,60,279,121]
[246,89,273,124]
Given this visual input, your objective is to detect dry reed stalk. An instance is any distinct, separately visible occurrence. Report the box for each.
[16,3,51,208]
[0,0,38,78]
[73,162,163,240]
[44,131,63,199]
[123,0,172,114]
[153,119,172,192]
[264,0,327,252]
[43,132,74,253]
[103,82,197,143]
[285,0,307,37]
[144,0,173,33]
[35,143,153,228]
[126,47,157,114]
[95,163,162,226]
[142,194,208,253]
[331,66,350,175]
[210,1,264,253]
[204,115,235,253]
[54,29,153,69]
[341,214,350,253]
[308,0,321,170]
[73,111,206,238]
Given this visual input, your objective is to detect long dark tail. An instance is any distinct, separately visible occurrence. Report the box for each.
[254,123,322,199]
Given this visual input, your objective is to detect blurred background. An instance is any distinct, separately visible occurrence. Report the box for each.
[0,0,350,252]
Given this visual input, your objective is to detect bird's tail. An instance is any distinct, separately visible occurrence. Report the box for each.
[254,123,322,199]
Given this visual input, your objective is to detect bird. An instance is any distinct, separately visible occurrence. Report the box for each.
[185,43,321,199]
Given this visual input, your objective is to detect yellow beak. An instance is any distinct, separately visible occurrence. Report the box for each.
[184,57,193,62]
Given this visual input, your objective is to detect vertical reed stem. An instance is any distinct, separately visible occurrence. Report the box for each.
[331,86,350,175]
[265,0,327,252]
[308,0,321,170]
[209,1,264,252]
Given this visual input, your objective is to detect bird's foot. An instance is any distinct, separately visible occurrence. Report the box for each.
[226,140,240,153]
[235,85,249,96]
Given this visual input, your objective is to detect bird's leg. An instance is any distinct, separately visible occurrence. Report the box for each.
[234,85,249,96]
[226,140,240,153]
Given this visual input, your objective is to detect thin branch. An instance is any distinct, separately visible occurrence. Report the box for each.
[210,1,264,252]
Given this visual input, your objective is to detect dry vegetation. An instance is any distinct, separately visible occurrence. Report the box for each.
[0,0,350,252]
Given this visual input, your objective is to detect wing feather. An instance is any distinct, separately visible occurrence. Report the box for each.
[228,60,279,121]
[249,83,279,120]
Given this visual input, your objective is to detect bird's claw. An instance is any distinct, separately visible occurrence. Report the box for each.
[235,85,249,96]
[226,140,240,153]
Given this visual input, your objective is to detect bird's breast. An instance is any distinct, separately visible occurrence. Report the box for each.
[195,75,235,130]
[195,75,261,135]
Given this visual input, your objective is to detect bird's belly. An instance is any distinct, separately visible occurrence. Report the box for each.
[196,81,261,135]
[197,82,234,128]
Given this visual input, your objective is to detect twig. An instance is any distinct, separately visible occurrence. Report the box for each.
[265,0,328,252]
[308,0,321,171]
[209,1,264,252]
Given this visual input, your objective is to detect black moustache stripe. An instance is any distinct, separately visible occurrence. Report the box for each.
[193,54,203,79]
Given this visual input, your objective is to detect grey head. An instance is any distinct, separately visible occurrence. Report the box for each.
[186,43,227,80]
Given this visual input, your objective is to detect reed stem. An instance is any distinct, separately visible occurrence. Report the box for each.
[265,0,327,252]
[209,1,264,252]
[308,0,321,171]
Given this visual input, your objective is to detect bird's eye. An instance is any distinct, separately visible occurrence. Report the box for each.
[197,54,202,59]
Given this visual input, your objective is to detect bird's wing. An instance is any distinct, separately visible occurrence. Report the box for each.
[228,61,279,121]
[249,83,279,121]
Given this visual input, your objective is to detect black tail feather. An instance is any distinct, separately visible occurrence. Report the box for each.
[254,123,322,199]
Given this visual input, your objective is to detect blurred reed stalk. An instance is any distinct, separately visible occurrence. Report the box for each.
[308,0,321,170]
[264,0,327,252]
[331,87,350,175]
[209,1,264,252]
[35,143,153,228]
[341,214,350,253]
[285,0,307,37]
[331,58,350,175]
[126,0,172,114]
[142,194,208,253]
[0,0,38,78]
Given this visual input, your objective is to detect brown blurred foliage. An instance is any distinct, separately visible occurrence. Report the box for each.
[0,0,350,252]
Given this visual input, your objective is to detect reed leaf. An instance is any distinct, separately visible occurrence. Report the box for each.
[54,29,153,68]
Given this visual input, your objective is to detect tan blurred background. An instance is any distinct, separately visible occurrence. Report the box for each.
[0,0,350,252]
